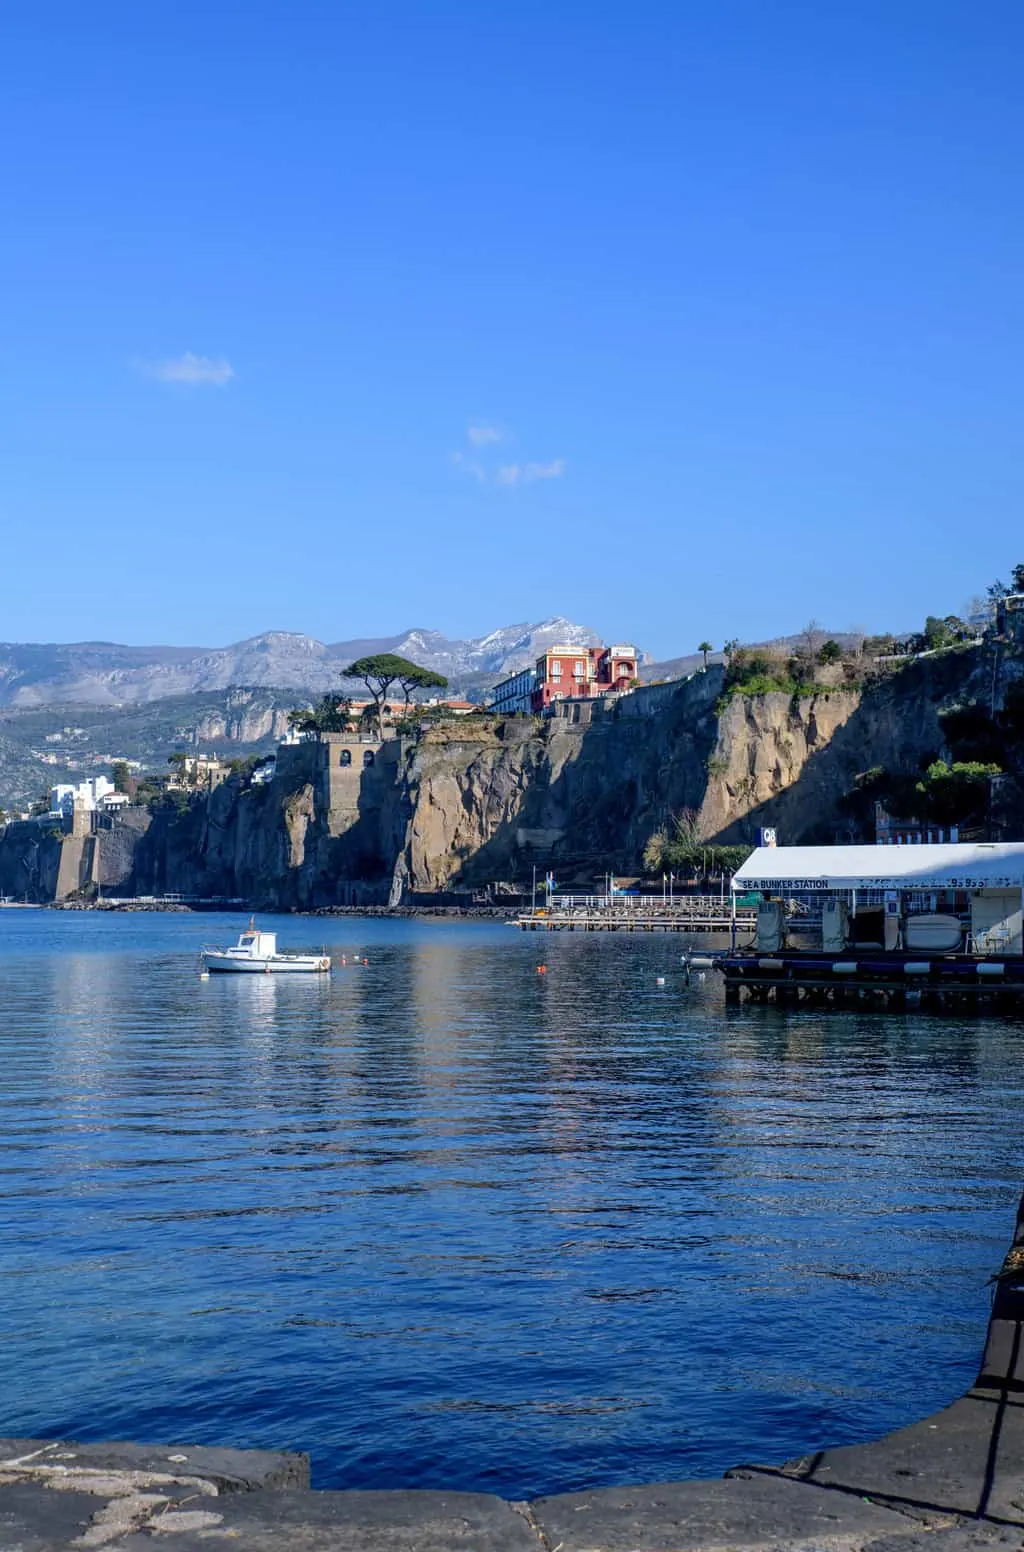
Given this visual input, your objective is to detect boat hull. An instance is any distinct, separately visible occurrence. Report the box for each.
[202,953,330,974]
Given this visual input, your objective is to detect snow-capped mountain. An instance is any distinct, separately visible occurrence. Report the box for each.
[458,618,600,674]
[0,618,606,706]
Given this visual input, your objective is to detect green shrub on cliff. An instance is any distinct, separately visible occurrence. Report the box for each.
[643,809,752,879]
[288,695,353,734]
[715,648,862,710]
[159,788,193,815]
[915,760,1002,827]
[393,704,456,736]
[840,757,1002,832]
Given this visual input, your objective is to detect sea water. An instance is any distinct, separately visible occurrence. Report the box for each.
[0,909,1020,1496]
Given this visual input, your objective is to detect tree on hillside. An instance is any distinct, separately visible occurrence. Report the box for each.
[943,614,972,642]
[112,761,131,794]
[723,638,740,667]
[643,809,752,881]
[167,751,192,786]
[988,566,1024,600]
[397,663,448,712]
[818,640,843,665]
[342,654,448,739]
[920,615,971,652]
[698,641,714,670]
[288,695,352,735]
[800,619,825,661]
[916,760,1001,828]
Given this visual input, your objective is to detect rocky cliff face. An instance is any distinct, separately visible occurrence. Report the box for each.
[390,676,871,890]
[129,739,409,909]
[698,688,863,839]
[117,675,720,906]
[10,643,1018,905]
[0,821,69,901]
[190,688,296,746]
[392,674,724,890]
[0,809,151,903]
[716,648,1002,844]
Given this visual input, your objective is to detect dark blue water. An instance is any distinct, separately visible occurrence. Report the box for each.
[0,910,1020,1496]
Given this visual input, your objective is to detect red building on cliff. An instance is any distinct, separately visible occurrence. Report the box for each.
[530,643,638,713]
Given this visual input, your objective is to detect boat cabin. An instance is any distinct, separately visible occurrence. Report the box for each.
[236,930,278,958]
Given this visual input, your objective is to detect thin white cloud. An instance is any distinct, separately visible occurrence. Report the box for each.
[451,423,565,486]
[451,450,487,482]
[139,352,235,386]
[496,459,566,487]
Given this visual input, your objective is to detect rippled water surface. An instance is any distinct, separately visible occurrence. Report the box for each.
[1,909,1022,1495]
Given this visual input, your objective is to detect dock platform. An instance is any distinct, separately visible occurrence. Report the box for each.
[718,949,1024,1008]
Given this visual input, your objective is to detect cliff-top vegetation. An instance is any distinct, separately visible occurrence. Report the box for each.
[643,808,752,882]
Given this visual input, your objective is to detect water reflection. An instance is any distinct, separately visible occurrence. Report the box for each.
[0,912,1021,1497]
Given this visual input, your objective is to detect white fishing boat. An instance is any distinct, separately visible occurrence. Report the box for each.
[201,921,330,975]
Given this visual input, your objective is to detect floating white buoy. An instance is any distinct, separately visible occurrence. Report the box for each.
[199,971,210,981]
[656,976,666,986]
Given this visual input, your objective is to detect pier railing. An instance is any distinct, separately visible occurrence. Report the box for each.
[516,895,757,932]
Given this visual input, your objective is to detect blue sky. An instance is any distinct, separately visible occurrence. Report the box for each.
[1,1,1022,660]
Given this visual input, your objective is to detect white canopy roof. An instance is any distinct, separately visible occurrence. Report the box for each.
[731,843,1024,893]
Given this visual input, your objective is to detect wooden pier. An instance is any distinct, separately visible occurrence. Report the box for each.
[718,949,1024,1009]
[516,897,756,933]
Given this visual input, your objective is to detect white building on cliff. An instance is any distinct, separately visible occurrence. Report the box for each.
[49,776,127,817]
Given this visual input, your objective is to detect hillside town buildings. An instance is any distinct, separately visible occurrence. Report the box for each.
[488,668,537,716]
[167,755,231,791]
[489,642,639,715]
[875,801,960,847]
[49,777,129,817]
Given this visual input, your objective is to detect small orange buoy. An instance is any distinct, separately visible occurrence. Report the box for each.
[536,965,547,974]
[363,957,369,965]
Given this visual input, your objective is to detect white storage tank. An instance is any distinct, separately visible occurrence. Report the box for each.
[902,913,962,952]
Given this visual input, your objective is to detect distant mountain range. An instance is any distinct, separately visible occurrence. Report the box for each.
[0,619,604,707]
